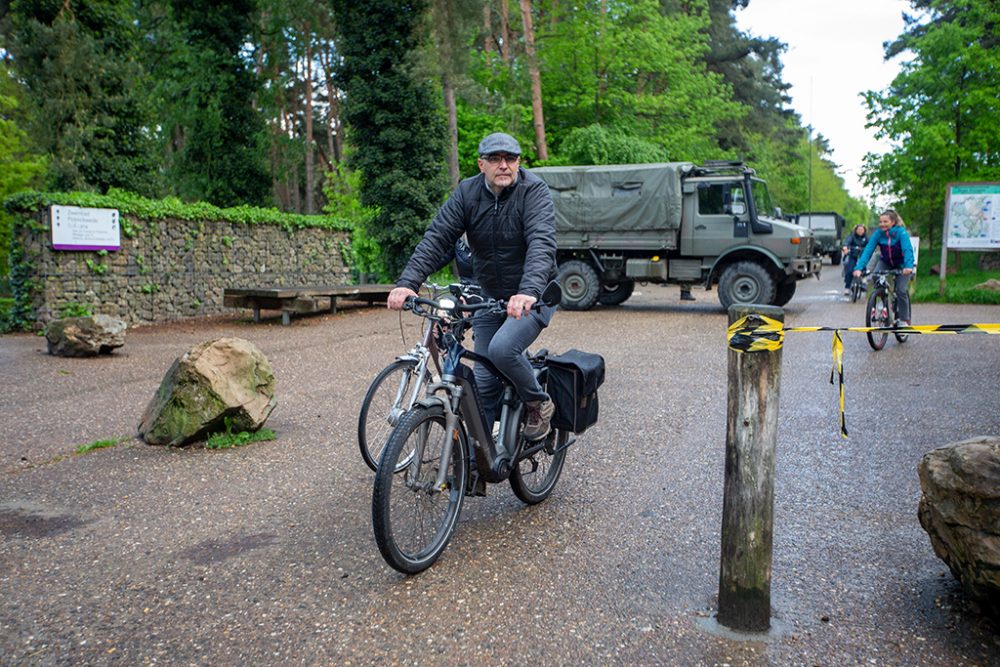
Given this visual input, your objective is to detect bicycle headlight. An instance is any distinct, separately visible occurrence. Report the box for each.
[436,297,457,318]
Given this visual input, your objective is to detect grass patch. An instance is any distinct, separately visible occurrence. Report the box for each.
[75,437,126,455]
[912,260,1000,305]
[205,417,276,450]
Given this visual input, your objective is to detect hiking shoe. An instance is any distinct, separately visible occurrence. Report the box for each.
[523,398,554,441]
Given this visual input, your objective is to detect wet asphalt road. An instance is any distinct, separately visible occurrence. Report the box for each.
[1,265,999,666]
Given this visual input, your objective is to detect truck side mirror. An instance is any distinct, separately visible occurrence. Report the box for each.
[729,202,746,216]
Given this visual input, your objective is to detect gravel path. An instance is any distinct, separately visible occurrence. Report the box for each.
[2,267,998,666]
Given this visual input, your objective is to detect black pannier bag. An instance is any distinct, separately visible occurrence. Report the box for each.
[545,349,606,434]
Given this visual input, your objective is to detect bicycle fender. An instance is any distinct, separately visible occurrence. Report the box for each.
[413,396,446,411]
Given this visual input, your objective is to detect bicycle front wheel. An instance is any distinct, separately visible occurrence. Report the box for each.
[372,405,468,574]
[850,280,863,303]
[510,429,568,505]
[866,290,890,351]
[358,359,429,471]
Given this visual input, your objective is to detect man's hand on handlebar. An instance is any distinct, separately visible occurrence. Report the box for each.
[507,294,537,319]
[387,287,417,311]
[902,267,913,275]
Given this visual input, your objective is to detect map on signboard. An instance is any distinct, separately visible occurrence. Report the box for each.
[946,183,1000,249]
[50,205,121,251]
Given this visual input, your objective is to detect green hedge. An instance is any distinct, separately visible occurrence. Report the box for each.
[3,188,351,234]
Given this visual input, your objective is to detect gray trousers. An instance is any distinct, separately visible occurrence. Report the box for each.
[875,259,911,321]
[472,303,555,426]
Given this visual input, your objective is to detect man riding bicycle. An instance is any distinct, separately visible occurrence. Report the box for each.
[853,209,915,326]
[387,132,558,441]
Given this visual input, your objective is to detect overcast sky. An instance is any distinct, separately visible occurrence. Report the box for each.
[734,0,913,202]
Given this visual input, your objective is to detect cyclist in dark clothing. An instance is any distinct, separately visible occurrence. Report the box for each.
[841,224,868,291]
[853,210,915,325]
[387,132,558,442]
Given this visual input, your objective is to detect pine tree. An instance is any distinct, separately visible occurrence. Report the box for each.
[331,0,450,279]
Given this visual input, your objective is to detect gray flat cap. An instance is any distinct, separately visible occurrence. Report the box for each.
[478,132,522,156]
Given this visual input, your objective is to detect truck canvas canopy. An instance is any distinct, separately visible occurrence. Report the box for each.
[531,162,693,233]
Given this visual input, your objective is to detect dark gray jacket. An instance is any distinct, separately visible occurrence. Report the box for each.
[397,168,557,300]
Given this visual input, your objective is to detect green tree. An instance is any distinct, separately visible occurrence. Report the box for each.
[863,0,1000,248]
[538,0,743,161]
[557,124,668,165]
[0,60,46,283]
[2,0,157,194]
[142,0,271,207]
[331,0,450,279]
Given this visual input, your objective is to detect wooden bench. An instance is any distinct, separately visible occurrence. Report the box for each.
[223,285,395,325]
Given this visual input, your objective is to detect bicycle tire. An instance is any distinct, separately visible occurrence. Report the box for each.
[509,429,568,505]
[866,290,890,351]
[372,405,468,574]
[358,359,429,472]
[894,317,909,344]
[850,280,863,303]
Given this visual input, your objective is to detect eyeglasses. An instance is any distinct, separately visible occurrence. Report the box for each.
[481,154,519,165]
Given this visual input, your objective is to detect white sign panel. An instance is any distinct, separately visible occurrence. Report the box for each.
[50,205,121,251]
[945,183,1000,250]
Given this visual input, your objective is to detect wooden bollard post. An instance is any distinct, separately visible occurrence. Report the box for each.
[717,304,783,632]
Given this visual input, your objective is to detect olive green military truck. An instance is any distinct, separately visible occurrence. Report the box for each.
[530,161,822,310]
[796,211,846,265]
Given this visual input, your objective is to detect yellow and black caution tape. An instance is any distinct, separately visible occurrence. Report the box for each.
[726,315,1000,438]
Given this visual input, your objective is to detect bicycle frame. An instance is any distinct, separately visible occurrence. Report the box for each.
[383,283,452,429]
[403,295,551,492]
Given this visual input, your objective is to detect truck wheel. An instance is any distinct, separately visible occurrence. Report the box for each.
[831,252,842,266]
[773,279,797,306]
[556,260,600,310]
[598,280,635,306]
[718,261,777,309]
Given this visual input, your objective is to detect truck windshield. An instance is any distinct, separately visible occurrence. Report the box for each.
[805,216,837,230]
[750,179,775,218]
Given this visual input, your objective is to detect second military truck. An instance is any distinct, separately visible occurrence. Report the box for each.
[530,161,822,310]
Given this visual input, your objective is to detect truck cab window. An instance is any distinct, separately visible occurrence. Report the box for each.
[698,184,744,215]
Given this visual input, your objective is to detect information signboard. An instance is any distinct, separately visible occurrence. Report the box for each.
[50,205,121,251]
[944,183,1000,250]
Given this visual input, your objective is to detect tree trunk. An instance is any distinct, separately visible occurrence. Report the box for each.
[483,3,493,55]
[443,73,461,188]
[500,0,511,63]
[319,42,343,165]
[519,0,548,159]
[303,35,315,215]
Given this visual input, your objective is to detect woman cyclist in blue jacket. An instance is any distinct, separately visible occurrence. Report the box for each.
[853,209,915,326]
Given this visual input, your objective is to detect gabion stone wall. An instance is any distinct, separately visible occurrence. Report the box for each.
[16,209,351,328]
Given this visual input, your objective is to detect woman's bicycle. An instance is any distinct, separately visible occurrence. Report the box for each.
[358,283,470,471]
[865,269,909,350]
[372,282,571,574]
[849,270,867,303]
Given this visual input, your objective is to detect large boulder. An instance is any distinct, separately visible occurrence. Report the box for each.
[917,436,1000,617]
[45,315,127,357]
[138,337,276,446]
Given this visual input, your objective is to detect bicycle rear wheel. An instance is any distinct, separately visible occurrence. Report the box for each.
[358,359,429,471]
[372,404,468,574]
[510,429,568,505]
[866,290,890,351]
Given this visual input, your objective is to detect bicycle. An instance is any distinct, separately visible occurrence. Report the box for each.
[865,269,910,350]
[358,282,473,471]
[849,270,867,303]
[372,282,571,574]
